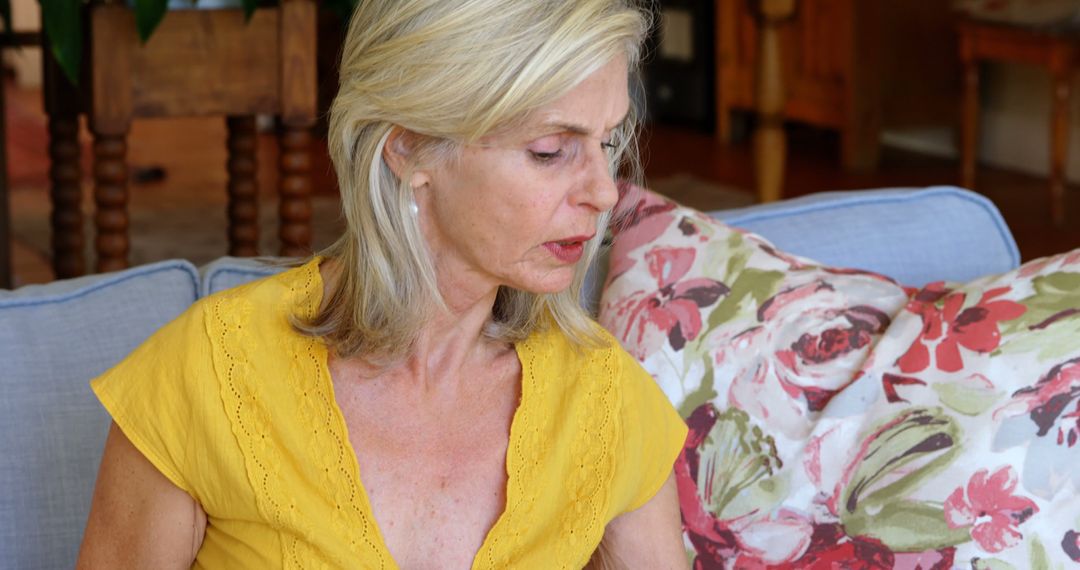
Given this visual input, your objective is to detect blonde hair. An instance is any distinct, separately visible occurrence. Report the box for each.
[304,0,650,361]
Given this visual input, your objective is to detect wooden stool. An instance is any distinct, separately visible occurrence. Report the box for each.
[44,1,317,276]
[959,18,1079,226]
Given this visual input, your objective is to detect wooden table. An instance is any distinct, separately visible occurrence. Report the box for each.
[959,18,1079,226]
[44,0,317,277]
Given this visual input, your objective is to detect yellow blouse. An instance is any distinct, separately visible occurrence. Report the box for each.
[91,258,688,569]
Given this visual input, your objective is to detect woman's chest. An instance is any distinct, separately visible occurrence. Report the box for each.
[334,381,519,569]
[354,439,510,568]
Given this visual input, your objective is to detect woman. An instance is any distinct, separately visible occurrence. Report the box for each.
[77,0,689,568]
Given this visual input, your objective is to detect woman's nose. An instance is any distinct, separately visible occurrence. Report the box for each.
[573,148,620,213]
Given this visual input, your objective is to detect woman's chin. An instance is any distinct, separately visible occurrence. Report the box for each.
[511,269,577,295]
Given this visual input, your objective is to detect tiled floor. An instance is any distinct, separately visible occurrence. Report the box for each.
[5,82,1080,288]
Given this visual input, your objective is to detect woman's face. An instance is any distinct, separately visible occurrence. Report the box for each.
[416,56,630,298]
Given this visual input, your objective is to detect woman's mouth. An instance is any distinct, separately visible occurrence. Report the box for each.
[543,235,593,264]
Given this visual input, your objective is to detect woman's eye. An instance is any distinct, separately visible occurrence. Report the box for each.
[529,149,563,163]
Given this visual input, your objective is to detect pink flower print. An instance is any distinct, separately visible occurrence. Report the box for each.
[895,283,951,373]
[606,185,677,285]
[898,285,1025,374]
[719,278,898,439]
[605,246,728,358]
[944,466,1039,553]
[1000,357,1080,445]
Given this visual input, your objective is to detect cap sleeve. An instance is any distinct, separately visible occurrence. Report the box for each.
[614,348,688,513]
[90,299,218,500]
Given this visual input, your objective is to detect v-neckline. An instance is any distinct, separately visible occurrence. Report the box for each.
[304,258,531,569]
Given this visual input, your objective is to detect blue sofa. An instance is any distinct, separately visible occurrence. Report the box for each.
[0,186,1020,568]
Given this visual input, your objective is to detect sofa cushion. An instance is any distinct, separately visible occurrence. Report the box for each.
[0,260,199,569]
[584,186,1020,310]
[716,186,1020,287]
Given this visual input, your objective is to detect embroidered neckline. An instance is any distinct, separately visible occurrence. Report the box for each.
[298,257,536,569]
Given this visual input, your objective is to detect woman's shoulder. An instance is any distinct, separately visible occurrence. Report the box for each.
[197,257,324,329]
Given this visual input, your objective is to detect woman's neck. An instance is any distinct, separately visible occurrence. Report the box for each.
[322,255,511,395]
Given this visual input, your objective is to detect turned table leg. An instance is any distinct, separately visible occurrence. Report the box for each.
[43,37,86,280]
[92,132,130,273]
[226,115,260,256]
[278,125,313,257]
[48,116,85,279]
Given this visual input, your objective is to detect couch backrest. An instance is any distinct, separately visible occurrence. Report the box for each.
[198,256,287,298]
[716,186,1020,287]
[0,260,199,569]
[583,186,1021,304]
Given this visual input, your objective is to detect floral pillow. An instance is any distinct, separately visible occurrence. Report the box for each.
[598,188,1080,568]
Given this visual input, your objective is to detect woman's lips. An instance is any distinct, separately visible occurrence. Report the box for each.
[543,235,593,264]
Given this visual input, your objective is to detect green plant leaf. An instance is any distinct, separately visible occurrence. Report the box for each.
[40,0,82,85]
[844,500,971,551]
[133,0,169,43]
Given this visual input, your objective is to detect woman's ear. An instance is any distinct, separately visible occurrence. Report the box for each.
[383,126,432,189]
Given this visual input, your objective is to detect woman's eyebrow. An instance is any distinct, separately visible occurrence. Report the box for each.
[533,109,632,138]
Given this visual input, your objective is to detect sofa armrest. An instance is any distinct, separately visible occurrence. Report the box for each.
[0,260,200,569]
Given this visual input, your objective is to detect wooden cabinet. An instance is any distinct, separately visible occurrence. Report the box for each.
[717,0,960,171]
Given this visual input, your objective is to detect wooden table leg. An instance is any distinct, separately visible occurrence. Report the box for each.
[961,59,980,192]
[48,116,85,279]
[751,0,795,203]
[91,132,130,273]
[278,125,313,257]
[1050,61,1070,227]
[226,115,260,256]
[43,33,86,280]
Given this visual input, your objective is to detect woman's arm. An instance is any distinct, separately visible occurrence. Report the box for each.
[596,472,688,569]
[76,422,206,569]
